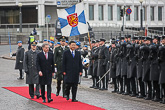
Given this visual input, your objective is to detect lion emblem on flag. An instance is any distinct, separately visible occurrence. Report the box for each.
[67,13,78,27]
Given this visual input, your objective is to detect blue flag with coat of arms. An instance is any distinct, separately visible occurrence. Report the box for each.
[57,2,88,37]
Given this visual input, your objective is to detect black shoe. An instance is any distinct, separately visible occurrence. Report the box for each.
[144,96,151,100]
[122,92,129,95]
[137,95,144,98]
[31,96,34,99]
[112,90,117,93]
[72,99,78,102]
[17,77,23,80]
[118,91,124,94]
[56,92,59,96]
[48,98,53,103]
[36,95,41,99]
[94,86,99,89]
[153,98,161,102]
[43,99,46,103]
[99,88,106,91]
[130,94,136,97]
[90,85,94,88]
[66,96,69,100]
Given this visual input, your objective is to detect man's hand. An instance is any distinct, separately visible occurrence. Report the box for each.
[80,72,82,76]
[63,72,66,75]
[39,71,43,76]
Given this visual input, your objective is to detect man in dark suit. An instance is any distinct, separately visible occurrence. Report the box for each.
[62,41,82,102]
[37,43,55,103]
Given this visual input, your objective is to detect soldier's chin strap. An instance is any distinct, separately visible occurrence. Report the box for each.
[97,68,111,84]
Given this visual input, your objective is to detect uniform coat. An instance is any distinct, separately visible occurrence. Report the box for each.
[115,44,121,77]
[93,47,99,77]
[97,45,109,76]
[110,47,117,78]
[120,42,127,76]
[13,46,25,69]
[88,47,95,76]
[62,50,82,84]
[54,46,69,80]
[24,50,40,84]
[136,44,143,79]
[37,51,55,85]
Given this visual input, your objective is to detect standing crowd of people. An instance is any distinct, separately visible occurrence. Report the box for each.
[88,35,165,104]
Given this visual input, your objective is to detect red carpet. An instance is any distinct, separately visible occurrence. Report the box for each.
[3,86,105,110]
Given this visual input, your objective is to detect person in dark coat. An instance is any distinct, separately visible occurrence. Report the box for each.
[97,38,109,90]
[54,37,69,97]
[62,41,82,102]
[12,41,25,80]
[110,40,118,93]
[24,41,41,99]
[37,43,55,103]
[158,36,165,104]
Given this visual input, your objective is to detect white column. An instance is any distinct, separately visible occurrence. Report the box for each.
[155,5,158,25]
[38,0,45,26]
[104,3,108,22]
[94,2,99,24]
[113,1,117,24]
[130,5,134,26]
[147,5,150,27]
[84,3,89,21]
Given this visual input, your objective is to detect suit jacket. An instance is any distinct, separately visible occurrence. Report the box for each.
[62,49,82,84]
[37,51,55,85]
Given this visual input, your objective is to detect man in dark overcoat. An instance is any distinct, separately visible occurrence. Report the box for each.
[37,43,55,103]
[62,41,82,102]
[12,41,25,80]
[24,41,40,99]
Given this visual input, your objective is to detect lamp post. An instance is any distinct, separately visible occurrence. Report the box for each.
[18,3,22,33]
[139,0,143,31]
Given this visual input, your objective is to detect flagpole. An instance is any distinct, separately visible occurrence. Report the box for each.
[88,32,92,49]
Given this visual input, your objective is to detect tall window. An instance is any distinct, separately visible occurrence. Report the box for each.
[89,5,94,20]
[158,7,162,21]
[134,6,138,21]
[143,6,146,21]
[99,5,104,20]
[108,5,113,21]
[117,6,121,21]
[126,6,130,21]
[150,6,154,21]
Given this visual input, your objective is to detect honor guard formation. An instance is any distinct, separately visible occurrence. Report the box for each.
[12,34,165,104]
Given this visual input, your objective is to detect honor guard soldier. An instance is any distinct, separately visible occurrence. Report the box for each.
[12,41,25,80]
[158,35,165,104]
[110,40,118,93]
[97,38,109,90]
[24,41,41,99]
[54,36,69,97]
[88,40,96,88]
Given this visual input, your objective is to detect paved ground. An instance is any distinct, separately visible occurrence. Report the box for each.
[0,44,165,110]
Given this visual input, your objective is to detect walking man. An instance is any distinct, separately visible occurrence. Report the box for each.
[37,43,55,103]
[62,41,82,102]
[24,41,41,99]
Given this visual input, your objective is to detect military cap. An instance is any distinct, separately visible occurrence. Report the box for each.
[48,40,51,42]
[92,40,96,43]
[50,41,54,44]
[162,35,165,40]
[96,40,100,42]
[84,45,88,47]
[111,40,116,44]
[127,35,131,38]
[76,42,81,46]
[17,41,22,43]
[154,35,159,39]
[100,38,106,42]
[120,36,125,40]
[43,39,48,42]
[60,36,66,42]
[144,36,151,41]
[66,40,69,43]
[132,36,138,40]
[57,42,61,44]
[31,41,37,46]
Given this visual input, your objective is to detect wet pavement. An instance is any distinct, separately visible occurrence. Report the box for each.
[0,44,165,110]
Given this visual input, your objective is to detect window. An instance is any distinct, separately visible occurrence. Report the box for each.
[134,6,138,21]
[89,5,94,20]
[117,6,121,21]
[108,5,113,21]
[126,6,130,21]
[143,6,146,21]
[158,7,162,21]
[99,5,104,20]
[150,7,154,21]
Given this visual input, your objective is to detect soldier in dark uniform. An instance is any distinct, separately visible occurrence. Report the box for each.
[92,40,100,89]
[140,37,152,100]
[97,38,109,90]
[149,36,161,102]
[88,41,96,88]
[24,41,41,99]
[158,35,165,104]
[12,41,25,80]
[135,36,145,98]
[54,36,69,97]
[110,40,118,93]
